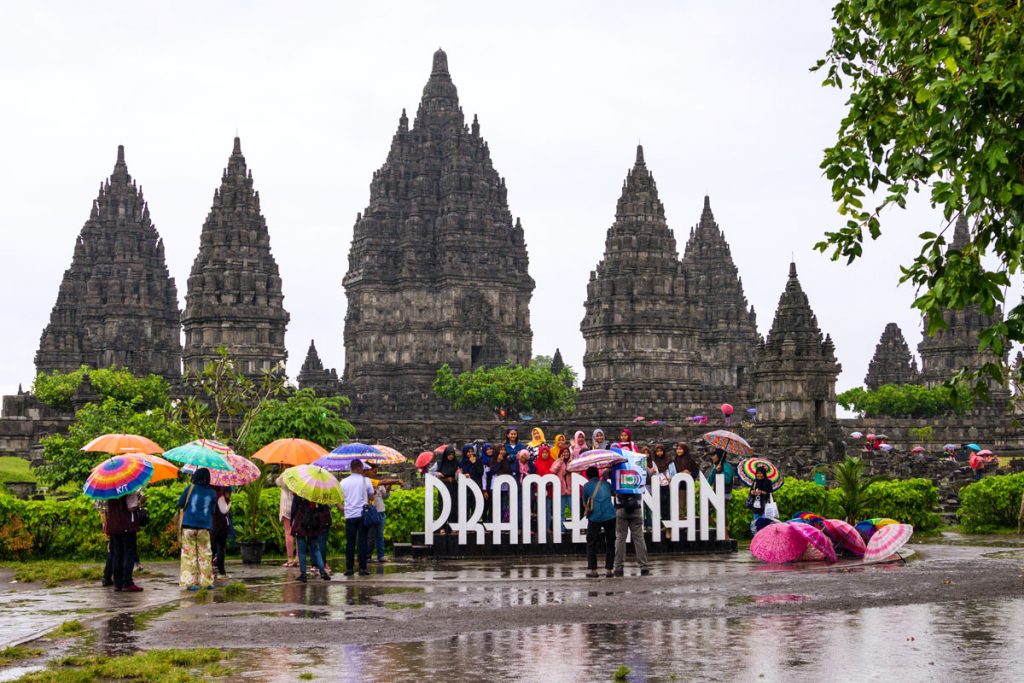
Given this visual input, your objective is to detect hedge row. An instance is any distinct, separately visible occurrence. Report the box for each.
[0,485,427,561]
[956,472,1024,532]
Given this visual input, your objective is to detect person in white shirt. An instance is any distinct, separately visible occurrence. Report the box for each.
[339,459,375,576]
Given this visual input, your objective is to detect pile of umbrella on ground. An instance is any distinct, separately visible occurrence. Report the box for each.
[750,514,914,564]
[80,434,408,506]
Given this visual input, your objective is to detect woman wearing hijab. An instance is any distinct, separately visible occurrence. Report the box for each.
[176,468,217,590]
[549,444,573,535]
[705,449,735,539]
[673,443,699,519]
[533,440,556,532]
[746,464,774,534]
[460,446,486,519]
[527,427,548,460]
[649,444,675,523]
[592,429,610,451]
[570,431,589,458]
[613,428,638,453]
[490,445,514,523]
[479,442,496,519]
[437,447,460,535]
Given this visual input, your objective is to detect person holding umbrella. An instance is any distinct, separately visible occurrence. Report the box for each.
[745,465,774,534]
[176,468,217,590]
[290,492,330,582]
[705,450,735,538]
[582,466,616,578]
[106,491,143,592]
[340,459,375,576]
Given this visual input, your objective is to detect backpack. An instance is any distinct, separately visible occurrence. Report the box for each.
[300,501,319,533]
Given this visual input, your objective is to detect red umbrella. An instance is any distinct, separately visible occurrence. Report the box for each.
[750,523,807,563]
[720,403,734,416]
[415,451,435,470]
[824,518,866,557]
[787,521,837,562]
[864,523,914,561]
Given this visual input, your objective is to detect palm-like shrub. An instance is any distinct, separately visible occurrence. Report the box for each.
[833,456,887,524]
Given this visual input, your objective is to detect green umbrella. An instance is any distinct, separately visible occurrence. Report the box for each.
[162,439,233,471]
[280,465,342,505]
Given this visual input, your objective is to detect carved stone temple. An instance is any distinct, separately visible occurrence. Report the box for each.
[577,147,761,419]
[864,322,919,390]
[752,263,841,427]
[181,137,289,378]
[342,49,534,415]
[296,340,343,397]
[35,145,182,380]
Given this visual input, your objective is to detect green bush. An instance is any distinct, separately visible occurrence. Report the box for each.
[33,367,169,412]
[837,383,972,418]
[384,487,427,544]
[863,478,942,531]
[957,473,1024,532]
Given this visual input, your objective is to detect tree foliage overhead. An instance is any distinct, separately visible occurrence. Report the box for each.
[432,362,577,417]
[814,2,1024,389]
[33,367,169,412]
[246,388,355,451]
[838,382,973,418]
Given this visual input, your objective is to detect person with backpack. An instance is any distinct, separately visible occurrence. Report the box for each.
[582,466,616,577]
[290,492,330,582]
[106,491,143,592]
[176,468,217,590]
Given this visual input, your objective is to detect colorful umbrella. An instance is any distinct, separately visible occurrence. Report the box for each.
[943,444,958,451]
[702,429,754,457]
[855,520,877,542]
[867,517,899,528]
[824,518,867,556]
[793,512,827,530]
[633,415,646,423]
[864,523,914,561]
[879,444,894,452]
[312,456,359,473]
[133,453,179,483]
[800,544,827,561]
[977,449,993,456]
[329,443,381,457]
[966,443,981,452]
[876,434,889,440]
[566,449,628,473]
[83,455,154,500]
[787,521,837,562]
[690,415,708,424]
[745,408,757,415]
[849,432,863,439]
[280,465,342,505]
[251,438,327,466]
[415,451,435,470]
[737,457,783,490]
[865,433,876,441]
[750,523,807,563]
[368,445,408,465]
[182,453,261,486]
[81,433,164,455]
[162,440,233,471]
[720,403,734,416]
[911,446,925,454]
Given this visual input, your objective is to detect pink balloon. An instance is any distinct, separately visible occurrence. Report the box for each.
[720,403,734,416]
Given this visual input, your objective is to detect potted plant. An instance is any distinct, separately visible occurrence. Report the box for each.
[235,461,277,564]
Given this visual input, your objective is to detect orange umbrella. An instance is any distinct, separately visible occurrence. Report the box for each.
[133,453,179,483]
[251,438,327,466]
[81,433,164,455]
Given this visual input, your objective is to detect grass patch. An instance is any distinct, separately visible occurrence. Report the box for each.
[0,456,36,484]
[4,561,104,588]
[222,582,247,598]
[0,645,43,664]
[613,664,631,681]
[48,620,85,638]
[383,601,424,610]
[133,603,180,630]
[193,588,211,602]
[298,674,314,681]
[19,648,232,682]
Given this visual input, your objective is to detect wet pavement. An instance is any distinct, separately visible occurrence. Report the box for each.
[2,535,1023,681]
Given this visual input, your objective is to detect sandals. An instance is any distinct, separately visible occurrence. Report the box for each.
[282,560,297,568]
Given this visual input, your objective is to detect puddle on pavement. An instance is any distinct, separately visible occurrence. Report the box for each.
[285,598,1024,682]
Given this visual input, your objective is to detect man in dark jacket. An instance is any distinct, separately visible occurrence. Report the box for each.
[106,493,142,592]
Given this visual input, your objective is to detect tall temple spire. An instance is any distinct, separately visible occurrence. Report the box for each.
[578,146,703,418]
[296,339,342,397]
[182,137,289,377]
[681,195,761,403]
[343,50,533,416]
[865,322,919,389]
[950,213,970,250]
[35,146,182,379]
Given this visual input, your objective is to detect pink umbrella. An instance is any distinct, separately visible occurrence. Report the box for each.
[864,523,914,561]
[720,403,734,416]
[824,518,867,557]
[911,446,925,454]
[800,545,826,561]
[787,521,837,563]
[182,453,260,487]
[750,523,807,563]
[865,433,876,441]
[566,450,628,473]
[977,449,993,456]
[633,415,646,423]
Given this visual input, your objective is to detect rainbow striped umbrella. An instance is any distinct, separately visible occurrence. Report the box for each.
[702,429,754,456]
[162,439,233,471]
[737,457,783,490]
[864,523,914,561]
[280,465,342,505]
[83,455,154,500]
[182,454,261,486]
[793,512,828,530]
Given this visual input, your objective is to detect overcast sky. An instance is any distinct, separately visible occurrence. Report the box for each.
[0,1,1002,403]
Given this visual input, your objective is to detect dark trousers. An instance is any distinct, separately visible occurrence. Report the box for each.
[211,529,228,575]
[318,527,330,567]
[586,518,616,570]
[344,518,369,572]
[103,541,113,584]
[109,532,137,589]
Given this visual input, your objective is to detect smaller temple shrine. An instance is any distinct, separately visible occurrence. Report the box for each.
[864,322,919,389]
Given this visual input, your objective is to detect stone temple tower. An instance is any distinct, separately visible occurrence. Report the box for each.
[182,138,289,377]
[681,196,761,405]
[917,214,1003,387]
[343,49,534,415]
[752,263,841,427]
[864,322,919,390]
[578,146,704,418]
[296,340,343,397]
[35,145,182,380]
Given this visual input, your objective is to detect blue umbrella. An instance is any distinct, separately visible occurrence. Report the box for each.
[328,443,381,457]
[966,443,981,452]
